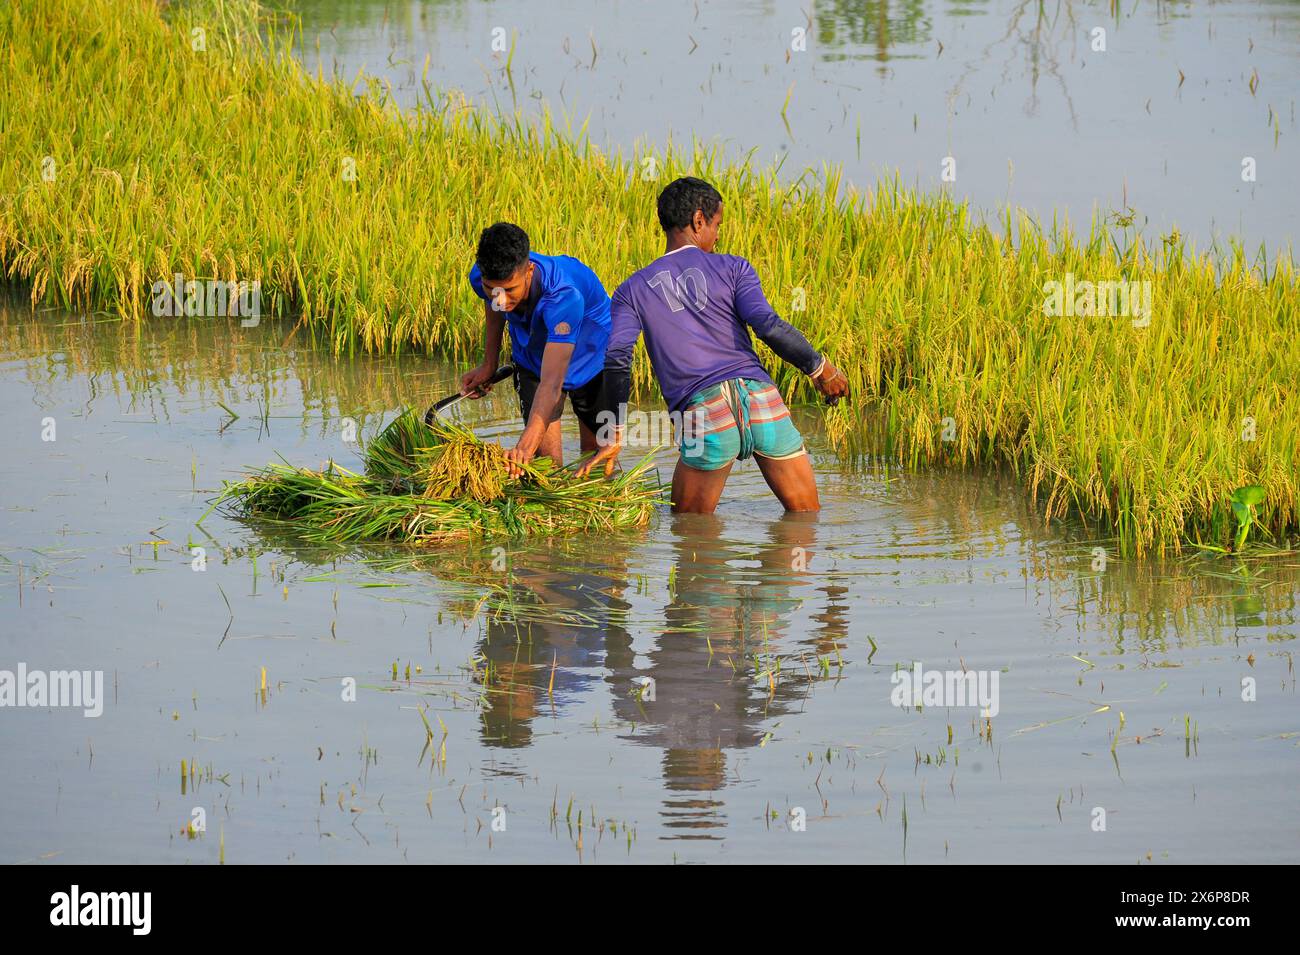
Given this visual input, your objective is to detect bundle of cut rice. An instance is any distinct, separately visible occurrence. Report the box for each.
[217,410,664,544]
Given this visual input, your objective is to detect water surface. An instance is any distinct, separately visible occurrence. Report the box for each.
[292,0,1300,254]
[1,306,1295,863]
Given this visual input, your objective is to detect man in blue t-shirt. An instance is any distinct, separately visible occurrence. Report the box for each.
[460,222,611,473]
[577,177,849,513]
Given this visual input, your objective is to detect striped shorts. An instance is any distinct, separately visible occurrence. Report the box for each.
[677,378,805,471]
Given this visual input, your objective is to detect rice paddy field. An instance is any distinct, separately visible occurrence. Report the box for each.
[0,0,1298,870]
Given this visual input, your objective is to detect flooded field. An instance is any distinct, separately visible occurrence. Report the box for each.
[296,0,1300,253]
[1,0,1297,873]
[1,305,1296,864]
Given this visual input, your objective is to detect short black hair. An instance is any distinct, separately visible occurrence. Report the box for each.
[657,177,723,232]
[476,222,530,281]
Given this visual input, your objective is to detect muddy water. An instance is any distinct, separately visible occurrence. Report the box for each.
[0,307,1296,863]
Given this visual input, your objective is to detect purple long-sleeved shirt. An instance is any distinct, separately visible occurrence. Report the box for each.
[602,246,822,414]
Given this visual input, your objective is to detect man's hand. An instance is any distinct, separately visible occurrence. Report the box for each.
[504,440,537,479]
[459,363,498,398]
[811,360,850,405]
[574,441,622,479]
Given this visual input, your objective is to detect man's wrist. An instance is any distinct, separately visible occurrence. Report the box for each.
[517,424,544,454]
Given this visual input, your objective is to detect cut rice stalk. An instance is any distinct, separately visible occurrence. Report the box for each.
[217,409,665,544]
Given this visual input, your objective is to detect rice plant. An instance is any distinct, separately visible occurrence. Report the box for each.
[2,0,1298,554]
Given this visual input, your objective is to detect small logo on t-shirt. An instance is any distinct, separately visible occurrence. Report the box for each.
[554,322,571,335]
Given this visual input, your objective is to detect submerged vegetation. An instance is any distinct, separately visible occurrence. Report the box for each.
[217,410,665,544]
[2,0,1298,554]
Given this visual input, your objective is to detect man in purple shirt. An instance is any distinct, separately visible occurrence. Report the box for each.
[578,177,848,512]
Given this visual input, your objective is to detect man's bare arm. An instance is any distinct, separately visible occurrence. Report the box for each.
[505,341,574,475]
[460,302,507,396]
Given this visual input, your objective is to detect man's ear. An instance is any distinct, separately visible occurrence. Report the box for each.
[691,209,707,234]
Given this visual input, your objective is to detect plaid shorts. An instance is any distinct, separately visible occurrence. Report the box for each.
[677,378,805,471]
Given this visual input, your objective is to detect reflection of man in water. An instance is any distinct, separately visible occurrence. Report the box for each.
[474,536,635,749]
[606,512,828,837]
[467,512,849,842]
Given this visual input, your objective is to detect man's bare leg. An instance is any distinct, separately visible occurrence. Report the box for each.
[671,460,734,514]
[754,452,820,512]
[578,418,598,457]
[535,416,565,466]
[520,381,568,467]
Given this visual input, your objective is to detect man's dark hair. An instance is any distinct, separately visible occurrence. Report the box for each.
[476,222,530,281]
[656,177,723,232]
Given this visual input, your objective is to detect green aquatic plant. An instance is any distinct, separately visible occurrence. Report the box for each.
[1229,484,1267,552]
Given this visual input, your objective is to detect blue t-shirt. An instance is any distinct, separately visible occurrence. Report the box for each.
[467,253,611,389]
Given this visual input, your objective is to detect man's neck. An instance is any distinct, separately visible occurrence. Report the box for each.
[664,232,702,255]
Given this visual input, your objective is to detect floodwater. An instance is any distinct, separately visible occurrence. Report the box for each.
[1,305,1296,864]
[293,0,1300,255]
